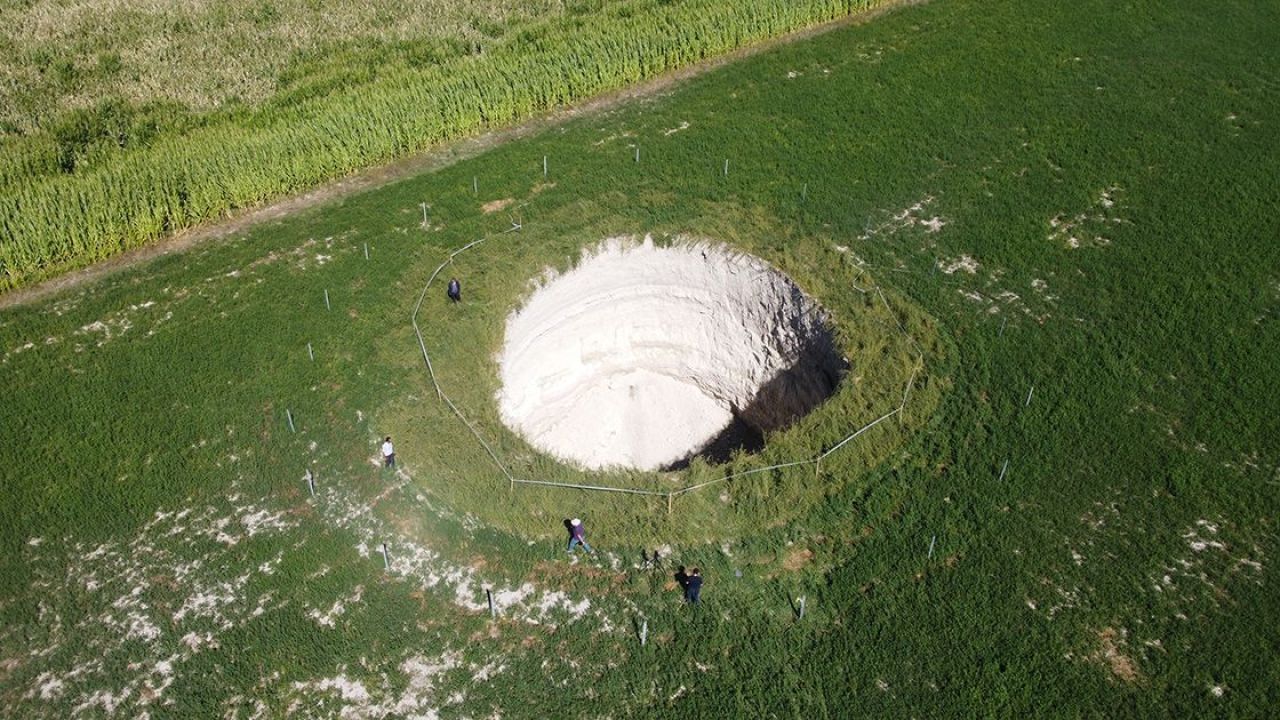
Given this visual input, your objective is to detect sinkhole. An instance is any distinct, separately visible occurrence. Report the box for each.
[496,237,847,471]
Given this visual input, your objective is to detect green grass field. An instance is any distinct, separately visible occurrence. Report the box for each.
[1,0,1278,716]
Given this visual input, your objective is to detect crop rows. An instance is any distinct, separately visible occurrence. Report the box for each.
[0,0,883,292]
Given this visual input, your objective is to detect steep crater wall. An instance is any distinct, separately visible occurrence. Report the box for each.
[496,237,847,471]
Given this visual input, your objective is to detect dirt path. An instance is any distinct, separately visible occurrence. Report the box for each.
[0,0,923,311]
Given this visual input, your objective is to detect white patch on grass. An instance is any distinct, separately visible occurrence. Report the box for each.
[1049,186,1125,249]
[308,585,365,628]
[938,255,979,275]
[663,121,690,136]
[289,651,464,719]
[17,493,302,717]
[322,477,594,625]
[858,196,947,241]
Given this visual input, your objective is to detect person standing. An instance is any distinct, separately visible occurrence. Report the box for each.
[566,518,592,554]
[381,436,395,469]
[684,567,703,604]
[447,278,461,303]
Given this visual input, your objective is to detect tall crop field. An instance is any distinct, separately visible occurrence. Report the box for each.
[0,0,887,293]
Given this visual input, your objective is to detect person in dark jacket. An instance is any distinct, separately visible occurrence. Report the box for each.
[684,567,703,604]
[566,518,593,554]
[447,278,461,303]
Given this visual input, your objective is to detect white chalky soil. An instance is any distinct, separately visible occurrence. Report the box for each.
[497,237,844,471]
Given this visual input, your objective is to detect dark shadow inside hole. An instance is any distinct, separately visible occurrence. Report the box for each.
[660,319,849,472]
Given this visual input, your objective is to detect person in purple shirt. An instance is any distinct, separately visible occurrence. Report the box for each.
[566,518,592,554]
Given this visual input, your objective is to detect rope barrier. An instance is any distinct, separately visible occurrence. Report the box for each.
[410,230,927,506]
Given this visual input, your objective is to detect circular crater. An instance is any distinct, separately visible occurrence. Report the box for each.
[496,237,848,471]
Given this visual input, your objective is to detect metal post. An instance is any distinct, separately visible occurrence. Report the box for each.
[635,146,640,163]
[286,409,295,433]
[381,543,390,570]
[473,176,478,194]
[798,596,806,620]
[324,289,330,311]
[667,493,673,516]
[487,589,496,619]
[543,155,548,178]
[1025,385,1035,407]
[997,459,1009,483]
[420,202,429,229]
[927,535,937,559]
[306,469,315,497]
[307,342,314,362]
[723,159,729,176]
[999,316,1007,337]
[640,619,648,646]
[363,243,369,260]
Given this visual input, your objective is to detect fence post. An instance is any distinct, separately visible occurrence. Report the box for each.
[997,459,1009,483]
[798,596,806,620]
[305,469,315,496]
[927,535,937,559]
[381,542,390,570]
[363,243,369,261]
[487,589,496,619]
[635,146,640,163]
[640,619,648,646]
[286,409,296,433]
[667,493,673,516]
[723,159,729,177]
[324,289,330,311]
[307,342,314,362]
[1025,385,1035,407]
[543,155,548,178]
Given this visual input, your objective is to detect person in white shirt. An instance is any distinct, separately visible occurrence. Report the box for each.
[381,436,395,469]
